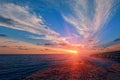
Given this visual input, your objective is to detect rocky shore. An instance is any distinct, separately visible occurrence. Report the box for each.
[91,51,120,62]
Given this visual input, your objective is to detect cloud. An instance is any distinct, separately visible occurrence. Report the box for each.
[0,3,68,44]
[0,16,15,25]
[100,37,120,48]
[17,46,29,50]
[62,0,118,39]
[114,38,120,42]
[0,34,8,37]
[0,45,8,48]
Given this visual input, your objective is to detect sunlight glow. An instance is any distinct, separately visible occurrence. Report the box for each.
[65,50,78,54]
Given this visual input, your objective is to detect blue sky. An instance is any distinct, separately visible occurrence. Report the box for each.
[0,0,120,48]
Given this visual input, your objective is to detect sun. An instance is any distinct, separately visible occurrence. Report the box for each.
[66,50,78,54]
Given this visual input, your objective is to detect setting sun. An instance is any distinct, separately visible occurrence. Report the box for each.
[65,50,78,54]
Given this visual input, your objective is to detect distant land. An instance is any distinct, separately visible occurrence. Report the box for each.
[91,51,120,63]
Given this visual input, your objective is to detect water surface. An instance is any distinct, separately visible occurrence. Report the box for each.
[0,54,117,80]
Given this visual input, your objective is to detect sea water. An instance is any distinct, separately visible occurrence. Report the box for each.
[0,54,117,80]
[0,54,72,80]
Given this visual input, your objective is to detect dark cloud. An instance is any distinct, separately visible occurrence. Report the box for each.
[36,43,54,46]
[45,49,49,50]
[0,45,8,48]
[0,34,8,37]
[114,38,120,42]
[44,43,53,46]
[39,42,68,46]
[17,46,29,50]
[18,48,28,50]
[103,38,120,47]
[58,43,67,46]
[0,16,14,25]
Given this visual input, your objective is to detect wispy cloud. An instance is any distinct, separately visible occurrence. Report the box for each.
[0,1,119,48]
[0,3,68,44]
[62,0,118,39]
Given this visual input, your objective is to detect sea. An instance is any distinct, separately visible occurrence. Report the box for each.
[0,54,117,80]
[0,54,75,80]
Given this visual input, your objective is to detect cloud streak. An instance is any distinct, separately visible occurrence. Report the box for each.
[0,1,119,48]
[62,0,118,39]
[0,3,68,44]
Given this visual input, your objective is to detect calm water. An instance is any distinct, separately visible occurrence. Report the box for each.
[0,54,117,80]
[0,54,73,80]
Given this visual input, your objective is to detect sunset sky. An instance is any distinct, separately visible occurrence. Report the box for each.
[0,0,120,54]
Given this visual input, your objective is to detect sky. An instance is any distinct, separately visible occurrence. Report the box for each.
[0,0,120,54]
